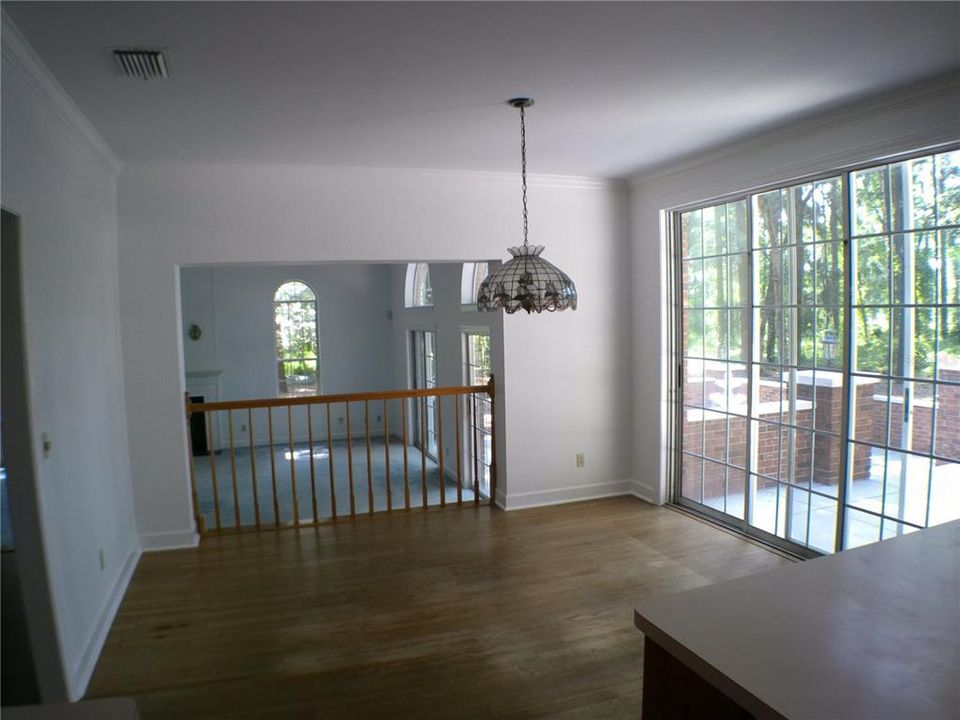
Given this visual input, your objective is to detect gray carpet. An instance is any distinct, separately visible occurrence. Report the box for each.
[193,437,477,530]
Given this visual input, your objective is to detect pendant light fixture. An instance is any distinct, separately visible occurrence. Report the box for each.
[477,98,578,314]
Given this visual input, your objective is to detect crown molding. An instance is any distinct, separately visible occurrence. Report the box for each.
[642,127,959,212]
[2,11,122,174]
[629,72,960,191]
[123,162,624,192]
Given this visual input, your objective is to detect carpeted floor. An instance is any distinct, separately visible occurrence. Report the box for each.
[193,437,476,529]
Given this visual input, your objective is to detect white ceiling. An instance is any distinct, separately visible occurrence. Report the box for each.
[5,2,959,179]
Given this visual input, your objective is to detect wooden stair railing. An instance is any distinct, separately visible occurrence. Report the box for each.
[185,377,497,535]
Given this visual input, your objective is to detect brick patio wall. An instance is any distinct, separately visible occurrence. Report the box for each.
[683,357,960,502]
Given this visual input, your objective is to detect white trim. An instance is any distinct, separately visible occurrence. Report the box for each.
[139,529,200,552]
[1,11,122,174]
[630,73,959,190]
[135,162,620,191]
[67,547,140,700]
[630,480,658,505]
[404,262,434,309]
[657,208,672,509]
[652,131,959,210]
[501,480,634,511]
[273,278,321,397]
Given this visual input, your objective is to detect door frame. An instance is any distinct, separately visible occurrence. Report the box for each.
[2,208,71,701]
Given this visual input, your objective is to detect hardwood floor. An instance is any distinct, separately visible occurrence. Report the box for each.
[87,497,792,719]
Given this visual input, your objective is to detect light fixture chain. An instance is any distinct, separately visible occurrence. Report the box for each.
[520,105,528,247]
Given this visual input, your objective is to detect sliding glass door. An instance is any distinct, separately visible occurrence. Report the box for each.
[675,148,959,554]
[845,154,960,547]
[679,200,750,521]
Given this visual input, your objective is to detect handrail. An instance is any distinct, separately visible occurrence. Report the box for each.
[187,383,493,413]
[184,377,497,536]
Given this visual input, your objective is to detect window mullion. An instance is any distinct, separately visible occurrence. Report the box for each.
[835,173,854,552]
[743,198,756,528]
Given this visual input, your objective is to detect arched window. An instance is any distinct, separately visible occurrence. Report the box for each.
[274,281,319,395]
[404,262,433,308]
[461,262,490,306]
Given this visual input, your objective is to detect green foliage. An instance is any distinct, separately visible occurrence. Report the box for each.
[274,281,318,391]
[682,150,960,375]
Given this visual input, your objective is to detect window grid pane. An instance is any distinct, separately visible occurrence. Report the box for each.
[677,151,959,555]
[846,150,960,547]
[462,331,492,496]
[274,282,319,396]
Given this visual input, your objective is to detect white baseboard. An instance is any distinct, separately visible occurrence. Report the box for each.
[69,546,140,700]
[501,480,635,511]
[630,480,659,505]
[139,528,200,552]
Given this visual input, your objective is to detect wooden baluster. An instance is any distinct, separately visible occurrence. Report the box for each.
[488,375,498,507]
[326,403,337,521]
[420,395,428,509]
[437,394,446,507]
[248,408,261,530]
[183,386,492,534]
[288,405,299,527]
[383,400,392,512]
[268,407,279,527]
[346,402,356,518]
[365,400,374,516]
[228,409,241,531]
[307,403,318,526]
[472,393,480,505]
[208,409,222,532]
[185,393,204,534]
[455,394,463,506]
[402,398,410,510]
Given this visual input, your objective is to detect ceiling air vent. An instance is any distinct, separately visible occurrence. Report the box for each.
[113,48,168,80]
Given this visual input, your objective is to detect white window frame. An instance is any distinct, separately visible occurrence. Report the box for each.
[461,328,492,497]
[460,261,489,308]
[667,144,960,557]
[273,279,320,397]
[404,262,433,308]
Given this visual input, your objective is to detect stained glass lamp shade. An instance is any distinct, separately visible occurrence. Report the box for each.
[478,97,577,315]
[477,245,577,313]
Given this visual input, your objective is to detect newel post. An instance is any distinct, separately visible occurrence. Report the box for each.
[184,392,204,534]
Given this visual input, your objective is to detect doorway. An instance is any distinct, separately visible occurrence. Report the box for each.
[410,330,438,458]
[2,208,68,703]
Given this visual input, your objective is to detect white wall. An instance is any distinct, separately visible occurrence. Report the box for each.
[630,74,960,504]
[180,263,396,444]
[389,262,504,391]
[179,267,218,372]
[1,18,139,701]
[118,165,633,544]
[181,264,394,398]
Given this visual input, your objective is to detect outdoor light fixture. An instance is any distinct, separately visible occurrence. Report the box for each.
[477,98,578,314]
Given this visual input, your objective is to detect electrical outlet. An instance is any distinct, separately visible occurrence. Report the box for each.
[576,453,585,468]
[241,423,247,432]
[338,416,345,425]
[41,432,52,458]
[376,414,382,423]
[98,549,106,571]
